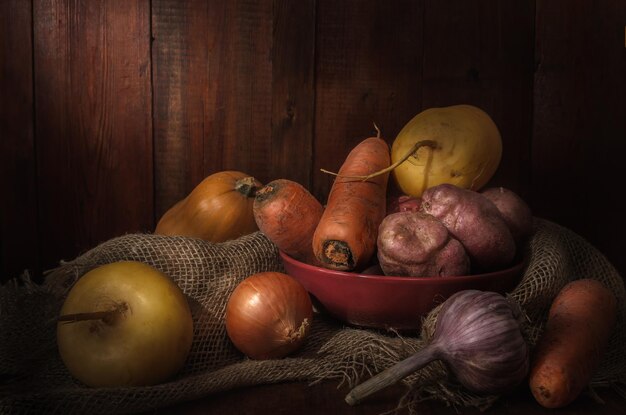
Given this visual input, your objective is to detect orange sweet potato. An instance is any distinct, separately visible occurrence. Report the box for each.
[529,279,617,408]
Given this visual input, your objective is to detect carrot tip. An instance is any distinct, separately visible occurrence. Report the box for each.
[321,240,354,270]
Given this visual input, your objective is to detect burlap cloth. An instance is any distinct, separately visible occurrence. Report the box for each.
[1,218,625,414]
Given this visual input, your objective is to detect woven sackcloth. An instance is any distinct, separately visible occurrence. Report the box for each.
[1,218,624,414]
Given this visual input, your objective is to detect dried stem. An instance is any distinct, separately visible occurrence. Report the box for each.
[321,139,439,181]
[58,302,128,325]
[373,122,381,138]
[345,343,440,406]
[235,176,260,197]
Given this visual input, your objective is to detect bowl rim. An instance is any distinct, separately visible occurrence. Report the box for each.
[279,250,527,283]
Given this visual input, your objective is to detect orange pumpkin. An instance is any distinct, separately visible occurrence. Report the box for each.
[155,170,262,242]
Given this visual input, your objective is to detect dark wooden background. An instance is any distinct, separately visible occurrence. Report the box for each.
[1,0,625,283]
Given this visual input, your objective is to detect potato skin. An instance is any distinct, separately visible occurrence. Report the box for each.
[386,194,422,214]
[481,187,533,245]
[377,211,470,277]
[420,184,516,272]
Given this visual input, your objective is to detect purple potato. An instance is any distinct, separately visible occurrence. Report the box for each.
[377,211,470,277]
[481,187,533,245]
[420,184,516,271]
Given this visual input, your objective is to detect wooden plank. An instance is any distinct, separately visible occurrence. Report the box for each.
[152,0,214,220]
[157,380,626,415]
[0,0,38,282]
[420,0,535,198]
[33,0,153,270]
[270,0,316,188]
[152,0,273,216]
[532,0,626,277]
[313,0,424,202]
[200,0,274,185]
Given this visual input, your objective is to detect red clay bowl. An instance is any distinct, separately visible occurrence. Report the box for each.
[280,251,526,331]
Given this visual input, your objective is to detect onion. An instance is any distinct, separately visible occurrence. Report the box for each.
[225,272,313,360]
[345,290,529,405]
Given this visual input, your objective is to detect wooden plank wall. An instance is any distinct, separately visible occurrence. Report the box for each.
[1,0,624,283]
[1,0,38,280]
[32,0,154,277]
[532,0,626,278]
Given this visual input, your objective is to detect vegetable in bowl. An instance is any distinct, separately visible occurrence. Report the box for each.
[377,211,470,277]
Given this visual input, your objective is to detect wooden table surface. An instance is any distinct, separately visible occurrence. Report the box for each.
[145,380,626,415]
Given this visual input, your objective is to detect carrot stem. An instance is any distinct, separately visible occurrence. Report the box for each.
[321,139,438,181]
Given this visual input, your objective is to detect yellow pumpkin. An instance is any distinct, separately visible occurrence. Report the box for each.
[391,105,502,197]
[155,170,262,242]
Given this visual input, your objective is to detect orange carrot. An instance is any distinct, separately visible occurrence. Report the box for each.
[253,179,324,265]
[312,136,390,271]
[529,279,617,408]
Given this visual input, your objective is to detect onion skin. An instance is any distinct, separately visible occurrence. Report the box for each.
[225,272,313,360]
[345,290,529,405]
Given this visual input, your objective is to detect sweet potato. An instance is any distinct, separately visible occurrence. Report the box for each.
[529,279,617,409]
[253,179,323,265]
[313,136,390,271]
[481,187,533,245]
[377,211,470,277]
[420,183,516,271]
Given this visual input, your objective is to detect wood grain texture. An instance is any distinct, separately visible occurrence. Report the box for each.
[152,0,213,220]
[421,0,535,198]
[201,0,273,184]
[1,1,626,281]
[0,0,38,280]
[313,0,424,203]
[270,0,316,188]
[532,0,626,278]
[32,0,153,270]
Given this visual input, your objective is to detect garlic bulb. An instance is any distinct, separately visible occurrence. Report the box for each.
[345,290,529,405]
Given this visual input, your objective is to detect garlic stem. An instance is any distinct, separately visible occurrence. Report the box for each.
[345,343,440,406]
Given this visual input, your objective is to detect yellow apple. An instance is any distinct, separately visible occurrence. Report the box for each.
[391,105,502,197]
[56,261,194,387]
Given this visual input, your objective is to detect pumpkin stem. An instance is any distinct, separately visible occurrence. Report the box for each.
[321,139,439,181]
[235,176,260,197]
[58,302,128,325]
